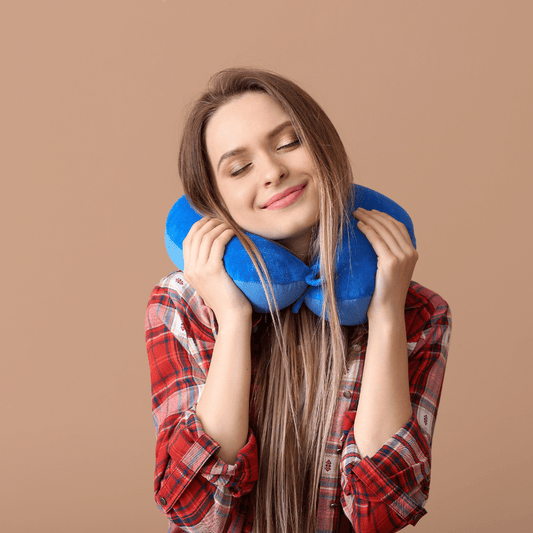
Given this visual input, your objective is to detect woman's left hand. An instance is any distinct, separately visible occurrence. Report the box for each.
[354,208,418,321]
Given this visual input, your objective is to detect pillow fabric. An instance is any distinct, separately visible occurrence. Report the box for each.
[165,183,416,325]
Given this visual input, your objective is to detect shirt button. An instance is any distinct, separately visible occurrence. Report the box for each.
[330,501,339,508]
[343,390,352,399]
[336,446,343,454]
[159,496,167,506]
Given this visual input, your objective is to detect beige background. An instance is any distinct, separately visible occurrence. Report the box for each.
[1,1,531,532]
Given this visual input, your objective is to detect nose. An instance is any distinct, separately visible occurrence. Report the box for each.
[262,154,287,186]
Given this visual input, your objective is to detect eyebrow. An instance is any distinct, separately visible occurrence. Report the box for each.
[216,120,294,171]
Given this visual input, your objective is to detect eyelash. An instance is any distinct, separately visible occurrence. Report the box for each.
[230,139,301,177]
[230,164,251,177]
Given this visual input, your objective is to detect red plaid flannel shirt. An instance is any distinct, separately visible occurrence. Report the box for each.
[145,270,452,532]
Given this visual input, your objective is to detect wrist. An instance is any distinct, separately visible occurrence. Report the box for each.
[216,311,253,331]
[367,306,405,329]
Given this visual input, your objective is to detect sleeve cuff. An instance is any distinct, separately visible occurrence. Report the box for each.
[349,455,428,525]
[342,412,430,526]
[162,410,258,507]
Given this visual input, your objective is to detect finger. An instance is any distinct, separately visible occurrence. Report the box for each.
[184,217,222,268]
[356,219,397,260]
[183,216,212,247]
[207,228,236,266]
[354,209,405,257]
[356,209,416,256]
[196,223,234,266]
[367,210,415,250]
[367,210,415,256]
[183,217,211,265]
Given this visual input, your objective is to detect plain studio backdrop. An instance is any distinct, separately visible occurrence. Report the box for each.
[1,1,531,532]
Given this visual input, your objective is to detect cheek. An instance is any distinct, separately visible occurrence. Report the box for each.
[221,184,253,217]
[234,187,253,208]
[295,147,315,168]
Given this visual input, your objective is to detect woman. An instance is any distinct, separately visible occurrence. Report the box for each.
[145,67,452,532]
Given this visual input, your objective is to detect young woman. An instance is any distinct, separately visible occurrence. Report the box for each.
[145,68,452,533]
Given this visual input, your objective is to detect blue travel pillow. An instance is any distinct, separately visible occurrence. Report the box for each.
[165,183,416,325]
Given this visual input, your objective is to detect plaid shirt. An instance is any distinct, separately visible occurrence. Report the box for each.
[145,270,452,532]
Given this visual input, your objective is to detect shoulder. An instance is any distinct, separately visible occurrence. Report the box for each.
[146,270,218,337]
[404,281,452,342]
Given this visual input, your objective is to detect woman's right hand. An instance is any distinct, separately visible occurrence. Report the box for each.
[182,216,252,321]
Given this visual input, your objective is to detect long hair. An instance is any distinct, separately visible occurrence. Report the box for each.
[178,67,357,532]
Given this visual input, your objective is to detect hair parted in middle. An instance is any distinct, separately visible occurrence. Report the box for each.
[178,67,362,533]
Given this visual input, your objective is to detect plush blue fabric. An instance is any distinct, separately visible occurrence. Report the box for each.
[165,183,416,325]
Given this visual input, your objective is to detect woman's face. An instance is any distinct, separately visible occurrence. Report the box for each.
[205,91,320,262]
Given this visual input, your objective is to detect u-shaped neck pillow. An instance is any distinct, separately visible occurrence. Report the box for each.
[165,183,416,325]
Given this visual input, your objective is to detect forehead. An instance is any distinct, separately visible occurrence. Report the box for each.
[205,92,290,157]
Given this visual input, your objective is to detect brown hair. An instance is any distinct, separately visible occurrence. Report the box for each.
[178,67,358,532]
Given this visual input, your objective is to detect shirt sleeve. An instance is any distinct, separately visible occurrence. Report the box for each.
[145,273,259,531]
[339,286,452,532]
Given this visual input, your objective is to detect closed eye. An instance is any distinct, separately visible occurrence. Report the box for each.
[277,139,300,150]
[230,163,252,177]
[230,140,300,177]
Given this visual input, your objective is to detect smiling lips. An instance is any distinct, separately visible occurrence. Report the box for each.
[262,184,307,210]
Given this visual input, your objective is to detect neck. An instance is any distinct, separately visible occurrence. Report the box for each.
[275,235,311,265]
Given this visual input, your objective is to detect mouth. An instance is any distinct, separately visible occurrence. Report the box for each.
[262,184,307,210]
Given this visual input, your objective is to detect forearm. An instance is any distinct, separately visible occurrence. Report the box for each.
[195,313,253,465]
[353,310,413,458]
